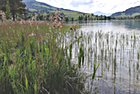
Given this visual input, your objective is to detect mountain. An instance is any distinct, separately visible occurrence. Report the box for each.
[22,0,88,19]
[94,11,112,16]
[23,0,58,13]
[111,5,140,17]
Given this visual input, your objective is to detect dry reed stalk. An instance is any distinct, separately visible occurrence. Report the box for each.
[49,15,53,22]
[34,13,37,21]
[62,19,65,25]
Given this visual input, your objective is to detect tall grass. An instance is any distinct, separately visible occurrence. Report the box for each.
[0,21,87,94]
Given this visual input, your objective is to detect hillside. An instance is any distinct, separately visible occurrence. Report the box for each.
[23,0,88,19]
[111,5,140,17]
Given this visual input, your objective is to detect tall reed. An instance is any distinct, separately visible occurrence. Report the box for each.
[0,21,86,94]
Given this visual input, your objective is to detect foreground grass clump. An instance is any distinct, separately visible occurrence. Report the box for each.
[0,21,86,94]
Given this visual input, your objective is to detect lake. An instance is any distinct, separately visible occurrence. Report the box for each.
[66,20,140,94]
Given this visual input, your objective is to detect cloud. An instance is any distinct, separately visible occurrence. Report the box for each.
[36,0,140,14]
[70,0,94,7]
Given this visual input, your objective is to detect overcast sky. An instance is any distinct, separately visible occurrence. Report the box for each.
[36,0,140,14]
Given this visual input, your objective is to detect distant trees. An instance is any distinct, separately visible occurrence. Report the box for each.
[134,15,140,19]
[46,14,51,20]
[71,17,74,21]
[64,16,69,21]
[34,13,113,22]
[36,14,43,20]
[84,15,87,20]
[77,14,111,21]
[0,0,26,21]
[91,13,94,16]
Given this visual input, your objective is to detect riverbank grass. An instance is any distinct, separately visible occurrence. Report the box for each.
[0,21,86,94]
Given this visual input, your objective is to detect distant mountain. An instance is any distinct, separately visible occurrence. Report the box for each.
[94,11,112,16]
[111,5,140,17]
[22,0,59,13]
[22,0,88,19]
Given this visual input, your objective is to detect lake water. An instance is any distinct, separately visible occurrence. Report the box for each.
[66,20,140,94]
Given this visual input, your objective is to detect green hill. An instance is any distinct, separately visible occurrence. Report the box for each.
[111,5,140,17]
[23,0,88,19]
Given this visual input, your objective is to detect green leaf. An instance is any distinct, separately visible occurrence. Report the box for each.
[92,62,101,79]
[96,62,101,71]
[25,75,28,91]
[34,82,37,94]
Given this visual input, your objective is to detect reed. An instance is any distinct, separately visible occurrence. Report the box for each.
[92,62,101,79]
[0,20,87,94]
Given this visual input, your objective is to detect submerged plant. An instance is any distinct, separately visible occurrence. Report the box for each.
[92,62,101,79]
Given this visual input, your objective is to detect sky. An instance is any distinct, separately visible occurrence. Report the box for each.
[36,0,140,15]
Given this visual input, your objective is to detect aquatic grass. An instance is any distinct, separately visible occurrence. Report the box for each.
[92,62,101,79]
[78,41,85,67]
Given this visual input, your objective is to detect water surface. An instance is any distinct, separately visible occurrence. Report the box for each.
[66,20,140,94]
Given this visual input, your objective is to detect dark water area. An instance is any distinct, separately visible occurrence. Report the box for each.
[66,20,140,94]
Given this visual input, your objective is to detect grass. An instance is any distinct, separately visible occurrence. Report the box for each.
[0,20,87,94]
[132,13,140,17]
[29,8,38,12]
[60,10,86,19]
[32,4,51,9]
[0,10,102,93]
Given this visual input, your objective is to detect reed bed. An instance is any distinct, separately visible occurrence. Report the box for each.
[0,20,89,94]
[76,29,140,93]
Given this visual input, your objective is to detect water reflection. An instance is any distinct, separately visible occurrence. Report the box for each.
[65,20,140,94]
[67,20,140,32]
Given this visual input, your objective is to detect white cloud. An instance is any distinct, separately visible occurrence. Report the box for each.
[36,0,140,14]
[77,5,89,12]
[86,0,91,2]
[92,0,140,13]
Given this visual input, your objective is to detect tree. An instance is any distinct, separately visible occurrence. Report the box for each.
[46,14,50,20]
[64,16,69,22]
[84,15,87,21]
[91,13,94,16]
[71,17,74,21]
[0,0,26,21]
[78,16,81,21]
[5,1,11,19]
[10,0,26,21]
[104,16,106,20]
[78,16,83,21]
[0,0,7,12]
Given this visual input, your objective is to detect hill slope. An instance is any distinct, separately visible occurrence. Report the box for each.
[23,0,88,19]
[111,5,140,17]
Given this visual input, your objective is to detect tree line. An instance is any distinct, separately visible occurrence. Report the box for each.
[78,14,111,21]
[0,0,26,21]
